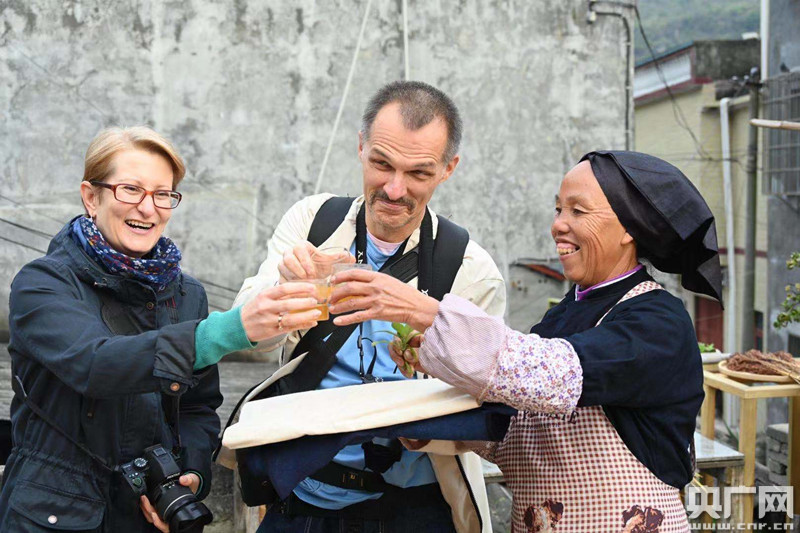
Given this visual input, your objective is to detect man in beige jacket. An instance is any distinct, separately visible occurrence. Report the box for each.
[233,80,505,533]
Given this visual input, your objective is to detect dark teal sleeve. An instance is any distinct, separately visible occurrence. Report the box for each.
[194,307,255,370]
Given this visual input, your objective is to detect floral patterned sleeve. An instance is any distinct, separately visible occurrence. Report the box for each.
[420,294,583,414]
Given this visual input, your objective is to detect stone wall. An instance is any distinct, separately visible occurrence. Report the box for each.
[0,0,631,333]
[1,3,630,530]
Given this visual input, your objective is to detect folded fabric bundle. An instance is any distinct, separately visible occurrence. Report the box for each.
[240,404,514,499]
[220,378,515,499]
[224,379,485,448]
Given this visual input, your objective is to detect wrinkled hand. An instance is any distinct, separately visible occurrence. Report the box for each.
[278,241,318,282]
[388,333,427,378]
[140,473,199,532]
[241,282,322,343]
[328,270,439,332]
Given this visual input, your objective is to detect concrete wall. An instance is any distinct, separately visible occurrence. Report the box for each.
[0,0,631,335]
[694,40,761,81]
[505,265,566,334]
[768,0,800,75]
[766,0,800,357]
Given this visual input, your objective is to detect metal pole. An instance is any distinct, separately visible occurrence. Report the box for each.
[741,70,761,351]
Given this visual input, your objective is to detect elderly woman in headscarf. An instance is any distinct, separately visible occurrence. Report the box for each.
[328,151,722,532]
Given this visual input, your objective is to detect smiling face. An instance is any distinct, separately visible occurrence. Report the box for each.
[360,102,459,242]
[80,149,175,258]
[552,160,638,288]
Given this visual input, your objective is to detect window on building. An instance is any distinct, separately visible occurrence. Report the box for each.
[695,297,725,351]
[754,311,764,351]
[763,72,800,195]
[788,334,800,357]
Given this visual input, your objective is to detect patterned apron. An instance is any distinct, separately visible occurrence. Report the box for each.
[493,281,691,533]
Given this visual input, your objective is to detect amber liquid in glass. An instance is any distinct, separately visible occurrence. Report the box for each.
[292,282,331,320]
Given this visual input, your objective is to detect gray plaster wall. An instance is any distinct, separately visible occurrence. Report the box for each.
[768,0,800,74]
[506,265,566,334]
[693,40,760,80]
[0,1,630,333]
[764,0,800,427]
[766,0,800,354]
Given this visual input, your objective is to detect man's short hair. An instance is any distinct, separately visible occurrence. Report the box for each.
[361,81,462,162]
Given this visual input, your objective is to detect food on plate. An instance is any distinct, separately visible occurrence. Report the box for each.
[726,350,799,383]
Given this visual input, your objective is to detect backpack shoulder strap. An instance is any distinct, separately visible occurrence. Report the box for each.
[215,212,472,462]
[306,196,356,246]
[429,216,470,301]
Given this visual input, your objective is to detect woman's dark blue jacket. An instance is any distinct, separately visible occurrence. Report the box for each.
[0,221,222,532]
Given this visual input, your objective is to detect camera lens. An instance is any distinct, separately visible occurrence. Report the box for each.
[170,502,214,532]
[152,482,212,533]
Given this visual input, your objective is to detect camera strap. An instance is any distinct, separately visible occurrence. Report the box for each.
[12,374,117,474]
[162,394,182,453]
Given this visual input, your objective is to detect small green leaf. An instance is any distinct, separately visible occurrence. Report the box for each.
[391,322,413,338]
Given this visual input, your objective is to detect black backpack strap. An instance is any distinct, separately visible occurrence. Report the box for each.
[306,196,356,247]
[221,210,468,424]
[230,211,472,506]
[429,216,470,301]
[214,257,422,462]
[238,211,467,406]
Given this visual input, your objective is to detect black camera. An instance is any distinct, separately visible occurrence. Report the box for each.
[121,445,213,532]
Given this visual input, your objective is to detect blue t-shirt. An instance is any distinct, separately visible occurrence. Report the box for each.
[293,236,437,509]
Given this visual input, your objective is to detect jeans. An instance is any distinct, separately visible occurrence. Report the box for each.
[255,497,457,533]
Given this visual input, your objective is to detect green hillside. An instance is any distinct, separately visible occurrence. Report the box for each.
[635,0,760,63]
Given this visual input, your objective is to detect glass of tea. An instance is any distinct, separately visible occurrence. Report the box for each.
[311,247,355,278]
[330,263,373,306]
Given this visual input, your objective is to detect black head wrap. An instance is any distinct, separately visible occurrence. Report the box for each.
[579,150,723,304]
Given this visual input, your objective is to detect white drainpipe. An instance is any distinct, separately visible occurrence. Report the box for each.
[720,97,740,429]
[720,97,737,353]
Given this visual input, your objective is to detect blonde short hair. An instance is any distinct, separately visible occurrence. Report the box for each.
[83,126,186,188]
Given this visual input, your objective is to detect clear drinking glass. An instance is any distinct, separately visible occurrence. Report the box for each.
[287,247,354,321]
[311,247,355,279]
[287,278,332,321]
[331,263,373,305]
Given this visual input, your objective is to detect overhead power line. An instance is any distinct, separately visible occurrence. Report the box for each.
[634,6,715,162]
[0,217,53,238]
[314,0,374,194]
[0,235,47,254]
[0,217,240,297]
[0,194,71,225]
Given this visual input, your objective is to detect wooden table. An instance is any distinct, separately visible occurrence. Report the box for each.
[700,370,800,524]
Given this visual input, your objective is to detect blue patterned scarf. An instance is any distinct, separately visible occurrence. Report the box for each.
[71,216,182,291]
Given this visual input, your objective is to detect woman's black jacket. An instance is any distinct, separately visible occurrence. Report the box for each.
[0,222,222,532]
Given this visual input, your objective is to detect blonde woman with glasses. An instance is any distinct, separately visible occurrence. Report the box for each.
[1,127,320,532]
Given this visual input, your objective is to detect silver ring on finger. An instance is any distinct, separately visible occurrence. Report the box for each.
[277,312,286,330]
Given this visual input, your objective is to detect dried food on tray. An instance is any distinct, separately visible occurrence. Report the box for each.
[725,350,800,383]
